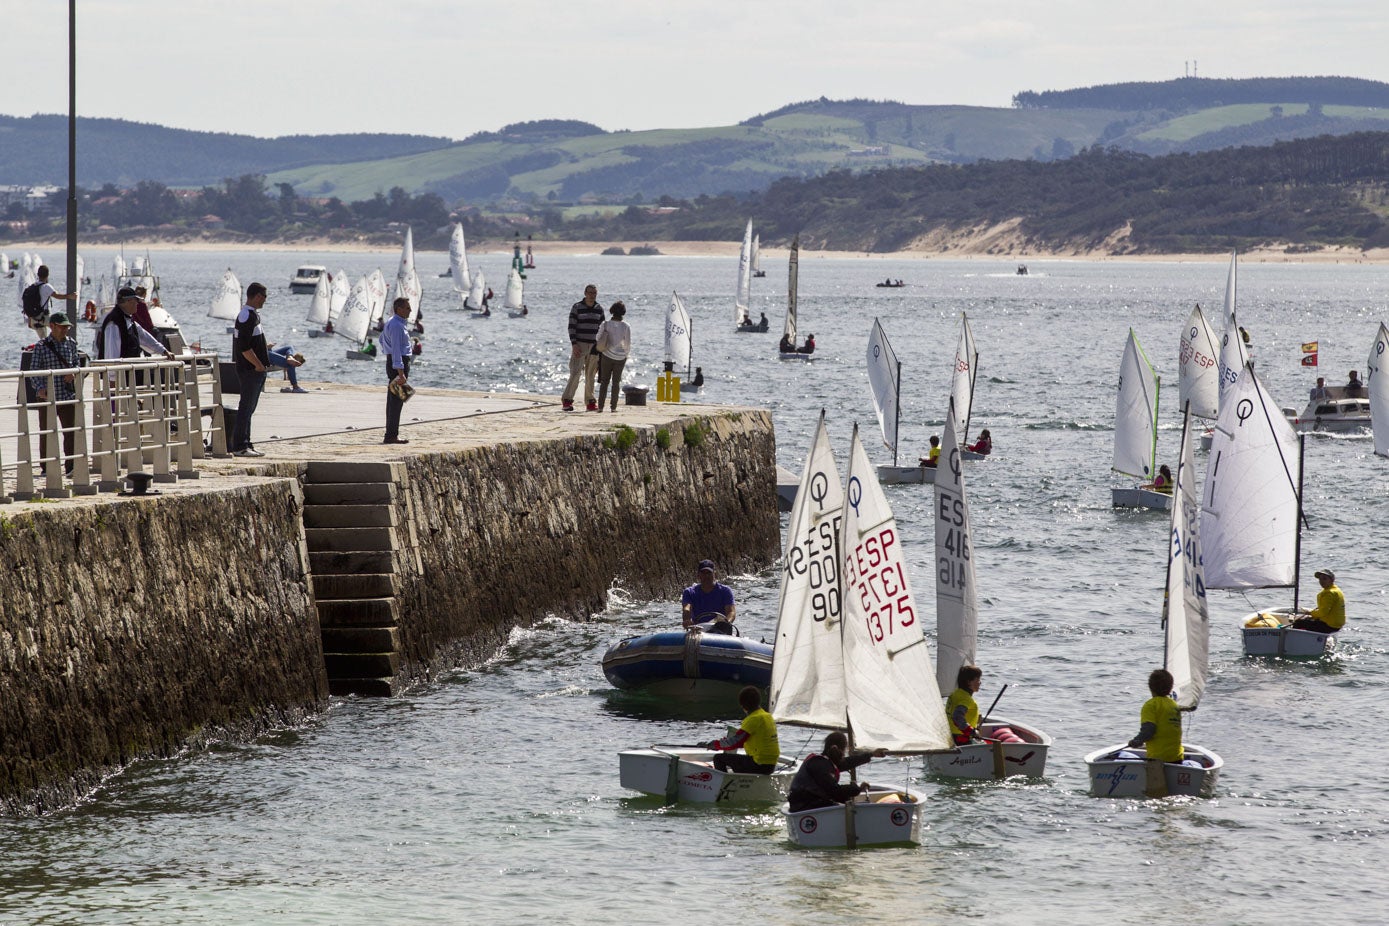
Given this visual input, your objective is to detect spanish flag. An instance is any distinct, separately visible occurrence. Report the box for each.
[1301,341,1319,353]
[1301,352,1318,367]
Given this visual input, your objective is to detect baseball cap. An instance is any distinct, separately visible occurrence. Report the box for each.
[698,559,715,572]
[47,312,70,326]
[116,287,138,301]
[1314,569,1335,581]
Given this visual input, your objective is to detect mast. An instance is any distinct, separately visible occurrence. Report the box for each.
[1292,433,1306,613]
[1161,404,1191,667]
[892,356,901,468]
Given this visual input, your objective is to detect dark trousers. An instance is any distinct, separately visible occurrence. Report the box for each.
[385,359,409,440]
[1290,618,1339,634]
[233,370,266,451]
[597,355,627,410]
[38,403,75,471]
[712,753,776,774]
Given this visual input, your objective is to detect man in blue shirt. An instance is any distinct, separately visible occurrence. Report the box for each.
[381,297,412,444]
[681,559,737,629]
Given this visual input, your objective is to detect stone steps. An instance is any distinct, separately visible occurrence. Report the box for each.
[302,461,407,697]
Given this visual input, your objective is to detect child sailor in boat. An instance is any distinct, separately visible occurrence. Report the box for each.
[919,435,941,467]
[967,429,992,455]
[946,666,1023,746]
[1143,464,1174,493]
[704,686,780,774]
[787,732,888,812]
[1126,669,1184,762]
[1289,569,1345,634]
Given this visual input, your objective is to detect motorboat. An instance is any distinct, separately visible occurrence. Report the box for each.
[1285,386,1371,433]
[290,265,329,294]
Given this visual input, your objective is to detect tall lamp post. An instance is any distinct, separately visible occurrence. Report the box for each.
[64,0,77,306]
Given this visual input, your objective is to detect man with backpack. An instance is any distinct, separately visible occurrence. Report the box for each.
[21,265,76,341]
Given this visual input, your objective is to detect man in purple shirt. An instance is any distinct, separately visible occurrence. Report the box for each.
[681,559,737,629]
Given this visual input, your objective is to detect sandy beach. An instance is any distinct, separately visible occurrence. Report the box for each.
[8,235,1389,264]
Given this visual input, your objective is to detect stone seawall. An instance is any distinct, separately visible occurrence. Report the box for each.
[387,409,780,683]
[0,481,327,814]
[0,403,780,811]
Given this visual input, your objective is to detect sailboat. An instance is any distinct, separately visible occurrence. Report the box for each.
[448,223,471,296]
[777,421,953,848]
[466,269,488,312]
[949,313,987,461]
[1086,405,1223,797]
[311,269,351,337]
[867,318,935,485]
[664,292,695,389]
[1201,252,1250,449]
[337,275,379,362]
[1177,304,1220,425]
[1111,329,1169,510]
[733,220,762,332]
[303,271,332,336]
[393,226,423,323]
[777,236,811,360]
[926,398,1051,779]
[1368,322,1389,458]
[751,233,766,277]
[209,268,241,334]
[503,268,527,317]
[1204,363,1328,657]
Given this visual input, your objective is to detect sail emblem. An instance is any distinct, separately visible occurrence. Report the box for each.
[846,476,863,515]
[809,471,830,508]
[1235,399,1254,426]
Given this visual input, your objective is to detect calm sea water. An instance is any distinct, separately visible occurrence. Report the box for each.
[2,250,1386,925]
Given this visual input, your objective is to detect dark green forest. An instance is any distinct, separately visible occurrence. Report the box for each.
[1013,76,1389,111]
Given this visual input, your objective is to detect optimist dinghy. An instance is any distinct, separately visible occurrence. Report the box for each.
[618,745,796,804]
[1087,406,1223,798]
[1111,329,1170,510]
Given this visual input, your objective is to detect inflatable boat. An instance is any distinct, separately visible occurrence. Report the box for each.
[601,625,773,700]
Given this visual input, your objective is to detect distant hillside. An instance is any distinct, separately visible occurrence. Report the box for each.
[1013,76,1389,111]
[558,131,1389,255]
[0,115,453,186]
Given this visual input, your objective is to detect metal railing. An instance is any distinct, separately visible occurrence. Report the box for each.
[1,351,228,501]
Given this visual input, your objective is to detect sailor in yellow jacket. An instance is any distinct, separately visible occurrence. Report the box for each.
[1291,569,1346,634]
[1127,668,1184,763]
[706,686,780,774]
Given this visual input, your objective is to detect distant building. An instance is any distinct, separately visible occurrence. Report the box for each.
[847,146,890,158]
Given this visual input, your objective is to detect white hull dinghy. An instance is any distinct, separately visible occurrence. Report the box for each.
[930,399,1050,779]
[1111,328,1169,510]
[1087,406,1222,797]
[784,788,925,848]
[771,420,954,848]
[925,717,1051,779]
[1085,743,1223,798]
[1240,608,1335,658]
[876,464,937,485]
[619,746,797,803]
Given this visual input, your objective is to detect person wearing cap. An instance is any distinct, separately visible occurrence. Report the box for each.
[27,311,81,474]
[98,288,173,365]
[1291,569,1345,634]
[681,559,736,629]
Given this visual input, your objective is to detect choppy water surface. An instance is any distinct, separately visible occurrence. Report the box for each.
[2,251,1386,925]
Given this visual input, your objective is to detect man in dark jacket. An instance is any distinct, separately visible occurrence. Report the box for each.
[787,731,887,812]
[560,283,604,411]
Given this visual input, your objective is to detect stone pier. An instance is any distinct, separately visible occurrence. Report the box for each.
[0,386,780,812]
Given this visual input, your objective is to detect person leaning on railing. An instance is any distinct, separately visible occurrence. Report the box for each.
[27,311,81,474]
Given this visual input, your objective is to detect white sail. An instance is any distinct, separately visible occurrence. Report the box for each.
[448,223,471,293]
[866,319,900,458]
[934,397,979,695]
[770,415,847,730]
[1165,408,1209,710]
[111,254,126,282]
[841,426,953,753]
[209,269,242,321]
[74,254,85,302]
[304,271,332,326]
[734,219,752,325]
[949,314,979,443]
[329,269,351,322]
[782,235,799,346]
[751,233,761,273]
[1178,305,1221,421]
[1215,252,1249,411]
[335,276,374,345]
[466,270,486,311]
[504,268,525,311]
[1112,329,1159,480]
[366,269,388,326]
[1201,362,1301,590]
[1368,322,1389,458]
[393,226,423,321]
[664,292,692,372]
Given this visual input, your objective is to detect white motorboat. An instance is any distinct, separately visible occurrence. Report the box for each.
[1111,328,1170,510]
[1369,322,1389,457]
[618,746,796,803]
[927,397,1051,779]
[771,419,952,848]
[290,264,328,294]
[1286,386,1371,434]
[1203,362,1332,658]
[1087,407,1222,797]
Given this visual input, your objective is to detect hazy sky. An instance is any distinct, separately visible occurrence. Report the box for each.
[12,1,1389,140]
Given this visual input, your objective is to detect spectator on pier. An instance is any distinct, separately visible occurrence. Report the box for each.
[787,731,887,813]
[381,297,412,445]
[594,300,631,412]
[231,283,271,457]
[561,283,604,412]
[706,686,780,775]
[28,312,80,474]
[681,559,736,629]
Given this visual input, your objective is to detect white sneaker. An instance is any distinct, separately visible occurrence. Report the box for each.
[235,448,265,458]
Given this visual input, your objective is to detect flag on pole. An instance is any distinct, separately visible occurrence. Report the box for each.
[1301,341,1319,353]
[1301,353,1318,367]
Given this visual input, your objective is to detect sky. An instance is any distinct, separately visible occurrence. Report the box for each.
[11,1,1389,140]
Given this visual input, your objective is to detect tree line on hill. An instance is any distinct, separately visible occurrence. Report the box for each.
[1013,76,1389,112]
